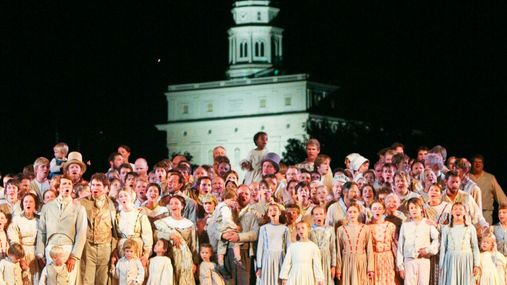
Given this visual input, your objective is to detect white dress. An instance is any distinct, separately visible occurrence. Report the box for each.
[114,257,144,285]
[7,214,39,285]
[256,223,288,285]
[480,252,501,285]
[279,241,325,285]
[199,261,225,285]
[146,256,173,285]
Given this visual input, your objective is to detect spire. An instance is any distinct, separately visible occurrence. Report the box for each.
[226,0,283,78]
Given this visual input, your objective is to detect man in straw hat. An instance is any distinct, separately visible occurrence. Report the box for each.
[63,151,88,187]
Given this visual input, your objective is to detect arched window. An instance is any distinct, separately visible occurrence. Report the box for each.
[243,42,248,57]
[257,12,261,21]
[255,42,259,57]
[240,42,244,58]
[260,42,265,57]
[234,148,241,163]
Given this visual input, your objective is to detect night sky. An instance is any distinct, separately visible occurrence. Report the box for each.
[2,1,507,182]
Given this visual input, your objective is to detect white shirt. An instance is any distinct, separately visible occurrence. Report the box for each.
[396,218,439,271]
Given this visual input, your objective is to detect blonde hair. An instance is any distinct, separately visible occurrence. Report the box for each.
[49,246,65,259]
[53,142,69,155]
[33,157,50,172]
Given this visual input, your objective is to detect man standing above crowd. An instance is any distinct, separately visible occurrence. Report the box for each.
[30,157,50,201]
[295,139,321,171]
[470,154,507,224]
[63,152,88,187]
[80,173,118,285]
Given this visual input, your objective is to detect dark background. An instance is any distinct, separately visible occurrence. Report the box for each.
[2,1,506,185]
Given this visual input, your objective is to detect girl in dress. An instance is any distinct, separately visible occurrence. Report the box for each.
[199,243,225,285]
[479,233,504,285]
[439,202,480,285]
[280,221,324,285]
[368,200,396,285]
[0,211,9,260]
[241,131,269,185]
[309,206,336,285]
[256,202,288,285]
[7,193,39,284]
[146,239,173,285]
[336,202,374,285]
[154,195,198,285]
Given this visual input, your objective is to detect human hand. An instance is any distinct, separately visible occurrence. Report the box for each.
[66,257,76,272]
[256,269,261,278]
[192,264,197,274]
[171,233,183,248]
[330,266,336,279]
[281,280,287,285]
[140,256,148,268]
[399,270,405,279]
[473,266,481,276]
[418,248,429,258]
[336,271,341,280]
[19,258,29,271]
[368,271,374,279]
[36,256,46,269]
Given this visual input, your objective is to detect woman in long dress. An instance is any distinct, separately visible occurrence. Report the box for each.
[368,201,396,285]
[280,221,324,285]
[309,206,336,285]
[116,189,153,268]
[256,203,288,285]
[140,183,169,226]
[439,202,481,285]
[155,195,198,285]
[336,202,374,285]
[7,193,40,284]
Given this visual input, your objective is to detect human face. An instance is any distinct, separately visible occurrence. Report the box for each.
[332,181,343,200]
[23,195,36,215]
[310,172,321,182]
[296,223,309,240]
[371,202,385,220]
[119,168,131,183]
[59,178,73,198]
[124,248,135,260]
[451,204,465,221]
[358,161,369,173]
[213,147,226,160]
[117,147,130,161]
[472,158,484,173]
[52,253,65,266]
[199,179,212,196]
[225,173,238,185]
[408,203,423,220]
[499,209,507,224]
[306,144,320,162]
[285,168,299,182]
[19,179,30,195]
[309,182,319,199]
[261,183,273,202]
[256,134,268,149]
[446,176,461,194]
[0,213,7,230]
[299,173,311,184]
[480,237,493,252]
[90,179,107,198]
[168,197,184,216]
[384,153,393,164]
[417,150,427,161]
[249,183,260,202]
[382,166,394,184]
[112,155,124,170]
[362,186,374,202]
[428,185,442,202]
[385,196,399,213]
[424,170,437,185]
[317,159,330,175]
[212,177,225,195]
[67,164,82,181]
[237,186,251,206]
[347,205,360,222]
[312,207,326,225]
[135,181,148,201]
[200,247,212,262]
[134,159,148,176]
[267,205,281,223]
[167,174,182,193]
[297,186,310,203]
[5,184,18,202]
[155,168,167,183]
[36,164,49,178]
[411,162,424,177]
[203,201,215,214]
[146,185,160,202]
[154,239,167,255]
[54,149,66,160]
[217,163,230,178]
[316,187,328,203]
[262,161,276,176]
[109,180,121,197]
[347,185,360,201]
[193,167,208,180]
[394,175,408,195]
[374,164,383,180]
[447,157,456,171]
[285,208,299,224]
[43,191,57,204]
[118,191,133,208]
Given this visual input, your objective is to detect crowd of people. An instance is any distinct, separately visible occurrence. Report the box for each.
[0,132,506,285]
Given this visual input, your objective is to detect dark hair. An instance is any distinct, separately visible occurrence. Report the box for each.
[108,152,122,162]
[168,195,186,215]
[284,203,301,213]
[167,171,185,184]
[450,202,468,227]
[471,154,485,163]
[147,183,161,195]
[118,145,131,153]
[119,163,134,172]
[20,193,40,212]
[253,131,268,146]
[90,173,110,187]
[445,170,459,180]
[311,205,326,215]
[296,181,310,194]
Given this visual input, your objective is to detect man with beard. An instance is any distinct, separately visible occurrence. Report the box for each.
[221,184,259,285]
[79,173,118,285]
[36,176,87,285]
[159,171,197,223]
[295,138,321,171]
[30,157,50,202]
[442,170,488,230]
[63,152,88,187]
[326,181,362,228]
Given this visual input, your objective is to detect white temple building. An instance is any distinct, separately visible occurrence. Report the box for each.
[157,0,342,169]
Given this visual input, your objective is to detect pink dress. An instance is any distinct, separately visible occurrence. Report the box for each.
[368,221,396,285]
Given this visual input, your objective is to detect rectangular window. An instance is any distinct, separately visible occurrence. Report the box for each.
[207,103,213,112]
[182,104,189,114]
[284,97,292,106]
[260,98,267,108]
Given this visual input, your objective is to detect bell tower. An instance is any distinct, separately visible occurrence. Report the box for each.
[226,0,283,78]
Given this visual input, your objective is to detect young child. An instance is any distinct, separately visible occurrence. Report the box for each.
[309,206,336,285]
[207,190,243,273]
[39,246,69,285]
[336,203,374,285]
[256,203,288,285]
[479,233,504,285]
[0,212,9,260]
[396,197,439,285]
[280,221,325,285]
[439,202,480,285]
[0,243,28,285]
[368,200,397,285]
[492,204,507,257]
[112,239,144,285]
[49,142,68,179]
[146,239,173,285]
[199,243,225,285]
[241,131,269,185]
